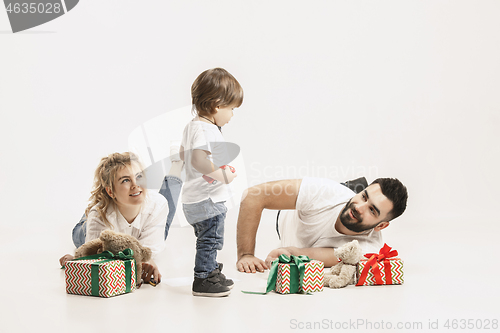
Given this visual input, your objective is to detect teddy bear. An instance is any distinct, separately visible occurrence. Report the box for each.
[74,229,152,286]
[323,240,363,288]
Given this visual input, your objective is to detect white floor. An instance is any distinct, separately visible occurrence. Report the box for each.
[2,208,498,333]
[2,1,500,332]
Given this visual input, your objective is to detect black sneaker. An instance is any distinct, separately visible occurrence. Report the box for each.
[216,263,234,289]
[192,269,231,297]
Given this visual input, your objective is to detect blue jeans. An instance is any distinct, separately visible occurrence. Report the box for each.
[72,214,88,248]
[159,176,183,240]
[183,199,227,279]
[72,175,183,248]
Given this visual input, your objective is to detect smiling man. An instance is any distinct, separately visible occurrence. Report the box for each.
[236,177,408,273]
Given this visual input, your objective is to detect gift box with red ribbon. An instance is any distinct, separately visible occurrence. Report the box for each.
[356,244,404,286]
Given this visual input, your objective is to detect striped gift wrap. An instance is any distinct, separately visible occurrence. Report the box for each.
[356,257,404,286]
[275,260,324,294]
[65,258,136,297]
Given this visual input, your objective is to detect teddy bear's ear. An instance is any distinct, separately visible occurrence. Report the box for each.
[141,246,152,262]
[335,240,362,262]
[75,239,104,258]
[99,229,116,242]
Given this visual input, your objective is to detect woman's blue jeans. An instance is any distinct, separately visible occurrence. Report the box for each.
[72,175,182,248]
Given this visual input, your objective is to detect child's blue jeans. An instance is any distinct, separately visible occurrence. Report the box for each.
[72,175,183,248]
[182,198,227,279]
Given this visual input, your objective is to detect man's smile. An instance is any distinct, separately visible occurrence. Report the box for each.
[349,207,358,221]
[349,209,354,220]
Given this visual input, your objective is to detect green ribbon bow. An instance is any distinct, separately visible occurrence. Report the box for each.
[70,249,136,296]
[242,254,312,295]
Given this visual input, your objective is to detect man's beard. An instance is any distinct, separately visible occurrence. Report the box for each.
[339,199,377,233]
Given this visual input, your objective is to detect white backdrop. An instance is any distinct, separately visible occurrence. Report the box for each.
[1,0,499,329]
[2,0,499,238]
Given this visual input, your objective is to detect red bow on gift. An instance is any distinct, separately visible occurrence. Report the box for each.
[356,243,398,286]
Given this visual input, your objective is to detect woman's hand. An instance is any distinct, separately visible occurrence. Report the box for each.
[265,247,292,268]
[59,254,74,267]
[141,260,162,285]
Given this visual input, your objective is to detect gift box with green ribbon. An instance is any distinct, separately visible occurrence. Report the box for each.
[356,243,404,286]
[65,249,137,297]
[271,255,324,294]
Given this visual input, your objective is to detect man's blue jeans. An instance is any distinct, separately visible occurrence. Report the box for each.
[72,175,182,248]
[183,199,227,279]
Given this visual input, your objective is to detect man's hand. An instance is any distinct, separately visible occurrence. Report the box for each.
[142,260,162,285]
[265,247,292,268]
[59,254,74,267]
[236,254,269,273]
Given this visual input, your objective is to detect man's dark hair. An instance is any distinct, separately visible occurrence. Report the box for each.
[370,178,408,221]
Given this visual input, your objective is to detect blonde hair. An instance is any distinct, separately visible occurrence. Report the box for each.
[191,67,244,116]
[85,152,144,229]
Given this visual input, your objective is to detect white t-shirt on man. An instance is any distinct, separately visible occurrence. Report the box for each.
[278,177,383,253]
[85,191,167,257]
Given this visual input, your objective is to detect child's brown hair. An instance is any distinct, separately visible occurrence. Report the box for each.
[191,68,243,116]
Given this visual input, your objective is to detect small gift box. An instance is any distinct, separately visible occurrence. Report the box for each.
[275,258,324,294]
[270,255,324,294]
[356,244,404,286]
[241,255,324,295]
[65,249,137,297]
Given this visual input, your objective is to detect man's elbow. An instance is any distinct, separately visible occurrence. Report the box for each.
[240,185,266,208]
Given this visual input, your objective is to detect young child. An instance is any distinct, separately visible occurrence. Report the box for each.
[59,150,183,285]
[180,68,243,297]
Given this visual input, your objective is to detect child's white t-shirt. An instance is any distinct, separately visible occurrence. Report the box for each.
[85,191,167,257]
[278,177,383,253]
[181,119,233,204]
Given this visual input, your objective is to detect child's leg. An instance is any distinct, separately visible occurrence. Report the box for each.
[159,173,183,240]
[192,212,225,278]
[183,201,229,296]
[183,201,227,276]
[72,214,87,248]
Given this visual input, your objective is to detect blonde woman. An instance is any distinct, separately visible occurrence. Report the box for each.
[59,151,183,285]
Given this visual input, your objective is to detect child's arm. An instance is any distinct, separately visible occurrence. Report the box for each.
[191,149,237,184]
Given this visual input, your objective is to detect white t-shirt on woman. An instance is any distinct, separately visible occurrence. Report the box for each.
[85,191,168,257]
